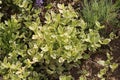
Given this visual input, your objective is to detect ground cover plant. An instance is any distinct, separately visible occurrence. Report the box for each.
[0,0,120,80]
[81,0,120,28]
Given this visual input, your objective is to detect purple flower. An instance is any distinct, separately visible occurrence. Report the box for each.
[36,0,44,7]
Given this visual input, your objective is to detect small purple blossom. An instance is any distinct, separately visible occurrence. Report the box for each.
[36,0,44,7]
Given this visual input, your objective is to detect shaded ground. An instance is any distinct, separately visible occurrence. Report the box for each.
[109,37,120,79]
[71,33,120,80]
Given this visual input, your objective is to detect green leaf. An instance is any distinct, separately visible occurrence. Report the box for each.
[98,68,107,78]
[109,32,117,39]
[101,39,111,44]
[59,75,73,80]
[0,1,2,4]
[83,53,90,59]
[110,63,118,72]
[41,45,49,52]
[45,12,52,24]
[57,4,65,10]
[79,76,87,80]
[97,60,105,66]
[80,19,87,30]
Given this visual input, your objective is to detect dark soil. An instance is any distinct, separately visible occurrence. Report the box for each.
[71,29,120,80]
[109,37,120,80]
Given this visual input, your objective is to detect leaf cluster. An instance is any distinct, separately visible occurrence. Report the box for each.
[0,1,111,80]
[82,0,120,28]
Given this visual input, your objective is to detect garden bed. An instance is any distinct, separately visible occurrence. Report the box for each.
[0,0,120,80]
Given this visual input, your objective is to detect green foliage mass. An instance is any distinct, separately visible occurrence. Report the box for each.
[0,0,111,80]
[82,0,120,28]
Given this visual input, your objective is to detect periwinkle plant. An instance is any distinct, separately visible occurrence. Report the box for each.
[36,0,44,7]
